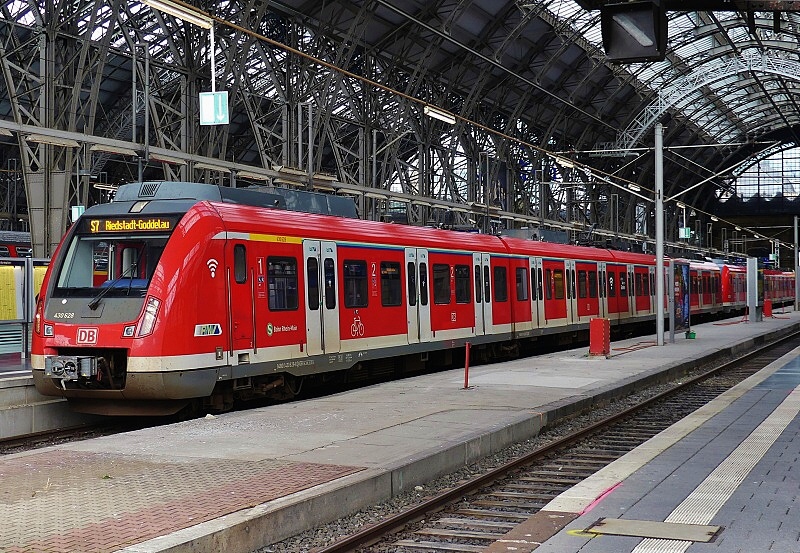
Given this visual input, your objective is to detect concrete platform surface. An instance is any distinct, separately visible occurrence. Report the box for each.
[2,311,799,553]
[494,319,800,553]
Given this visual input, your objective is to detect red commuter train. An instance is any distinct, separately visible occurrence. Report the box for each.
[30,182,794,415]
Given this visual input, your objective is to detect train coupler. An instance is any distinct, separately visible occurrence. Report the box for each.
[44,355,98,380]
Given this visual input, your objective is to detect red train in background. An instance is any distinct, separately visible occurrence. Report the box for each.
[30,182,795,416]
[0,230,32,257]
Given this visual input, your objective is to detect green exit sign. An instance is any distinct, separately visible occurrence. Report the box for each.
[199,91,229,125]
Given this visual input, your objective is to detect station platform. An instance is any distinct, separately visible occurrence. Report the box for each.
[2,311,800,553]
[491,320,800,553]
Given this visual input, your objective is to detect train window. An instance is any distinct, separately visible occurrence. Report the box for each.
[530,269,536,303]
[545,269,553,300]
[538,267,543,300]
[56,234,168,294]
[608,272,616,297]
[307,258,319,311]
[553,269,565,300]
[494,266,508,302]
[619,271,627,297]
[643,273,650,296]
[483,265,491,302]
[381,262,402,307]
[324,258,336,309]
[433,264,451,304]
[419,263,429,306]
[268,257,298,311]
[407,262,417,306]
[578,270,588,299]
[516,267,528,301]
[344,260,368,308]
[589,271,598,299]
[455,265,470,304]
[474,265,482,303]
[650,273,655,296]
[234,245,247,284]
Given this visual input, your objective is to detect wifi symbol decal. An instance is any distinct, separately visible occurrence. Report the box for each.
[207,258,219,278]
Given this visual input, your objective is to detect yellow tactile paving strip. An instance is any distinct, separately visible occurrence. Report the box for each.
[0,449,363,553]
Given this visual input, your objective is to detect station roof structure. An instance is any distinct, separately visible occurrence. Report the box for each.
[0,0,798,259]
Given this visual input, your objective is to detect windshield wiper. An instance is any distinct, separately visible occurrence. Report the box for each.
[88,247,143,310]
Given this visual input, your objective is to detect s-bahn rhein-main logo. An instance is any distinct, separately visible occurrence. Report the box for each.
[194,324,222,336]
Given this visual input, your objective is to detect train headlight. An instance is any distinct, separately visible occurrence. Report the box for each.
[123,325,136,337]
[44,324,54,337]
[137,296,161,337]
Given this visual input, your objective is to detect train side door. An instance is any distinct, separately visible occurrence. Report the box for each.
[598,262,607,318]
[406,248,432,343]
[564,259,577,325]
[542,259,567,327]
[473,253,485,335]
[226,242,254,356]
[472,253,494,334]
[617,265,630,317]
[303,240,339,356]
[530,257,543,328]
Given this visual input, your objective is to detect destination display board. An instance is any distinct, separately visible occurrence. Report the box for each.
[81,217,178,234]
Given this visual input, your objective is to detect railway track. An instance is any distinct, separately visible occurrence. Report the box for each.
[0,419,158,455]
[311,332,800,553]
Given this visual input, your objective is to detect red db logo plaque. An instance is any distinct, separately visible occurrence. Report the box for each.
[77,328,98,344]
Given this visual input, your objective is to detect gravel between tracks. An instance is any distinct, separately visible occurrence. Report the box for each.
[255,357,725,553]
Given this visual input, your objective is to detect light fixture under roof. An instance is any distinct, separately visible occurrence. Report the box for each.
[195,161,230,173]
[149,153,186,165]
[90,144,138,156]
[142,0,212,29]
[237,169,270,181]
[423,105,456,125]
[25,134,80,148]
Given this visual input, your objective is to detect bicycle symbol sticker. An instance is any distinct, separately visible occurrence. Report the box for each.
[351,315,365,337]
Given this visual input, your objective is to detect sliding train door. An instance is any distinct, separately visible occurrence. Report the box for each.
[303,240,340,355]
[405,248,432,344]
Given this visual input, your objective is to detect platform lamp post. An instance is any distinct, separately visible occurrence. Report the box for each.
[655,122,665,346]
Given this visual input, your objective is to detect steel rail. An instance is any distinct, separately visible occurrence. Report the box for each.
[314,329,800,553]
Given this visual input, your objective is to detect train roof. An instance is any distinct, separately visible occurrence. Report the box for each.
[207,200,659,263]
[100,181,358,219]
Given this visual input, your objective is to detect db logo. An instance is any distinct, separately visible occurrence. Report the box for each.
[77,328,98,344]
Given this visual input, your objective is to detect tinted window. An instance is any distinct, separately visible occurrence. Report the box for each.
[344,260,368,308]
[545,269,553,300]
[494,266,508,302]
[483,265,491,302]
[419,262,428,306]
[234,244,247,284]
[554,269,565,300]
[578,270,588,299]
[516,267,528,301]
[381,261,402,307]
[324,258,336,309]
[474,265,482,303]
[455,265,470,304]
[407,262,417,306]
[307,258,319,311]
[268,257,298,311]
[433,264,450,304]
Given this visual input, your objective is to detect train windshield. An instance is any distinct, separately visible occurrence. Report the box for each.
[53,233,169,297]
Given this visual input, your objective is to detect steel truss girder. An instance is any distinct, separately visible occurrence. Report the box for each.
[617,51,800,152]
